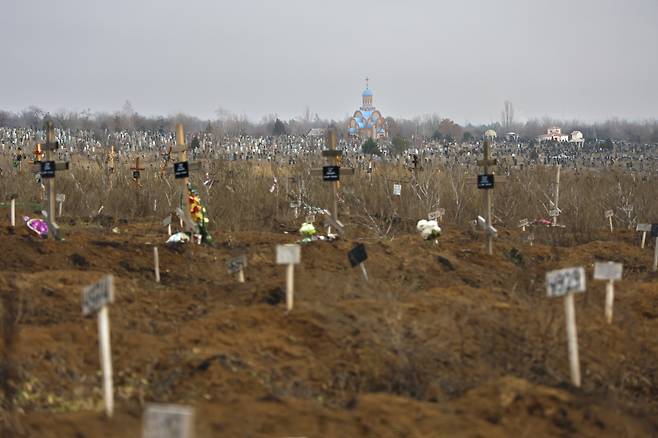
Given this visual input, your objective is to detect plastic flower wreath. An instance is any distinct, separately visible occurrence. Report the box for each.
[187,183,212,243]
[299,222,317,243]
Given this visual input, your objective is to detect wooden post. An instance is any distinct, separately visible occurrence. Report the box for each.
[10,195,16,228]
[552,165,561,227]
[653,237,658,272]
[153,247,160,283]
[286,264,294,311]
[564,293,581,387]
[82,276,115,418]
[605,280,614,323]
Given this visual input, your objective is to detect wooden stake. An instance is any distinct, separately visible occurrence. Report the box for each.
[154,247,160,283]
[98,305,114,417]
[238,268,245,283]
[564,292,581,387]
[286,264,294,311]
[553,165,561,227]
[10,198,15,228]
[605,280,614,324]
[641,232,647,249]
[653,237,658,272]
[609,216,613,233]
[359,263,369,281]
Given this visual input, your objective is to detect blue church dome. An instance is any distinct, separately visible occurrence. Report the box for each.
[362,88,373,97]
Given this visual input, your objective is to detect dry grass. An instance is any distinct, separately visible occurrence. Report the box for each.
[1,155,656,239]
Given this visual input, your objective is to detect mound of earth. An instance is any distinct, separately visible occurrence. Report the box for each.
[0,219,656,437]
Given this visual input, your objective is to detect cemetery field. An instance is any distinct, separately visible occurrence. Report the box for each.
[0,216,657,437]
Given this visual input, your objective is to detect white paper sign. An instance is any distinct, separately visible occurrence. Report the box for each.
[393,184,401,196]
[518,218,529,228]
[143,404,194,438]
[82,275,114,316]
[549,209,560,217]
[604,210,614,218]
[546,267,586,298]
[276,244,300,265]
[162,215,172,226]
[594,262,622,281]
[636,223,651,232]
[56,193,66,203]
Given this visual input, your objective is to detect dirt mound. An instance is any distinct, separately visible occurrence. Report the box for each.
[0,220,657,437]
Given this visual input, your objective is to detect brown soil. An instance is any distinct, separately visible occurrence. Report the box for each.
[0,218,657,437]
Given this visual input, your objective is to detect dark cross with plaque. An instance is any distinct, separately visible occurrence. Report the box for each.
[130,157,145,187]
[310,128,354,221]
[37,121,70,240]
[171,124,201,232]
[476,139,506,255]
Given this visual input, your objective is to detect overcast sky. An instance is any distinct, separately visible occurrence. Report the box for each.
[1,0,657,123]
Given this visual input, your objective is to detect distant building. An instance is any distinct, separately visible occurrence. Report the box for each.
[537,127,585,145]
[348,80,387,139]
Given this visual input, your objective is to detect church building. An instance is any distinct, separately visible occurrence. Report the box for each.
[348,80,387,139]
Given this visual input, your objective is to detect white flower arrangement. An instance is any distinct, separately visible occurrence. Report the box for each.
[416,219,442,240]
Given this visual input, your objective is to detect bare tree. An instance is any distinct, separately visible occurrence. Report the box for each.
[501,100,514,131]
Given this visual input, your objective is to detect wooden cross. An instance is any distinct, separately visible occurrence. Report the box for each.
[550,165,561,226]
[130,157,145,187]
[33,143,44,162]
[476,139,506,255]
[172,124,201,233]
[108,146,117,173]
[35,121,70,240]
[310,128,354,222]
[160,145,173,177]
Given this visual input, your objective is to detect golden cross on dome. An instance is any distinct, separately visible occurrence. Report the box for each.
[365,77,369,89]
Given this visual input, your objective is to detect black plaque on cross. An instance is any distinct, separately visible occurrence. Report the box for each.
[323,166,340,182]
[41,161,56,178]
[174,161,189,179]
[477,174,495,189]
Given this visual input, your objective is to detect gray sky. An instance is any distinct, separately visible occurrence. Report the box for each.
[1,0,657,123]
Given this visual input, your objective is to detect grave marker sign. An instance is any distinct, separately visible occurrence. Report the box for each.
[546,266,585,387]
[636,223,651,248]
[348,243,369,281]
[81,275,115,417]
[143,404,194,438]
[594,262,623,324]
[276,244,300,311]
